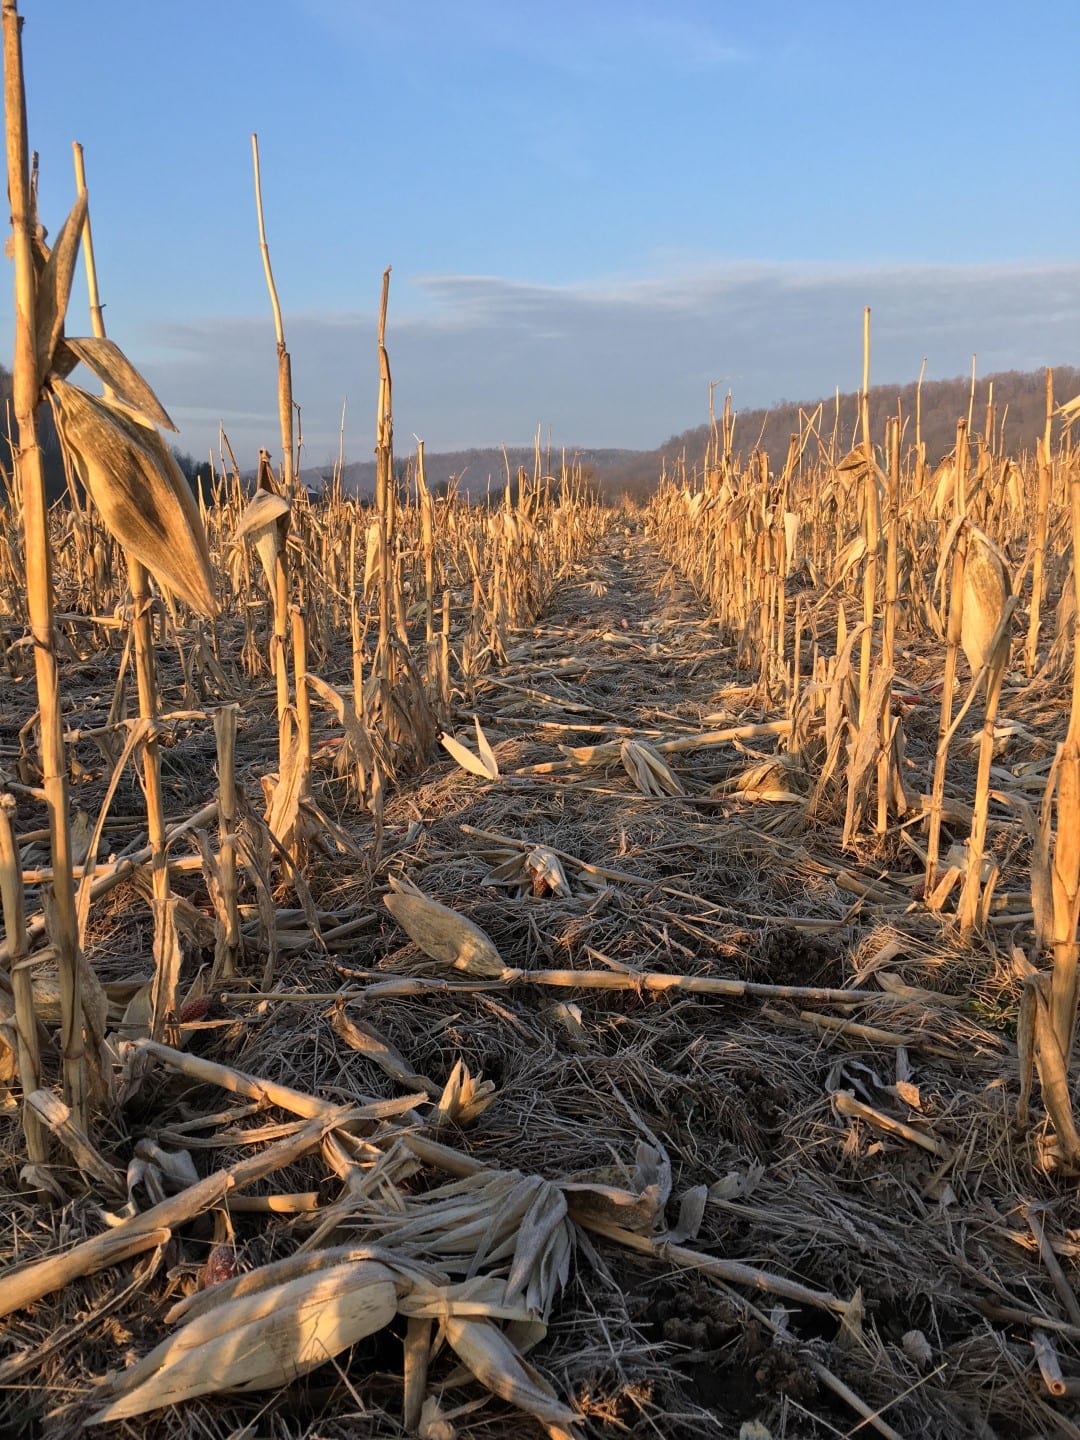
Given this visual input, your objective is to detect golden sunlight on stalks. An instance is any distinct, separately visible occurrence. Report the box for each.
[4,7,1080,1437]
[647,353,1080,1158]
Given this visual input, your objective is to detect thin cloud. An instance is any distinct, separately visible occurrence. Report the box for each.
[136,261,1080,466]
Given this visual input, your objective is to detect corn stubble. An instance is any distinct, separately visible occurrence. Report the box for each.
[3,3,1080,1435]
[649,346,1080,1157]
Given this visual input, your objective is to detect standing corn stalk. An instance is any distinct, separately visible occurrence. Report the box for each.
[924,421,969,905]
[1048,466,1080,1061]
[956,532,1014,936]
[252,133,294,495]
[374,268,395,733]
[72,142,178,1038]
[1024,371,1054,677]
[2,0,88,1126]
[0,789,45,1162]
[857,308,877,729]
[875,416,902,833]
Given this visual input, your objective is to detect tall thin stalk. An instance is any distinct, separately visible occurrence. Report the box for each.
[1024,369,1054,676]
[1049,463,1080,1059]
[857,308,877,726]
[374,267,395,730]
[252,133,295,493]
[876,415,901,833]
[2,0,87,1127]
[924,420,968,904]
[0,790,45,1163]
[72,142,175,1037]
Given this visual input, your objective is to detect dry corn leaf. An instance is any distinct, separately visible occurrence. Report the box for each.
[49,379,215,616]
[620,739,684,797]
[89,1261,399,1423]
[306,671,375,772]
[57,337,176,430]
[385,875,504,976]
[1051,741,1080,949]
[363,519,381,598]
[0,994,16,1095]
[829,533,867,588]
[34,191,87,382]
[264,730,304,851]
[443,1316,581,1434]
[473,717,500,778]
[504,1180,570,1317]
[441,729,498,781]
[434,1059,497,1128]
[233,490,290,590]
[398,1276,534,1324]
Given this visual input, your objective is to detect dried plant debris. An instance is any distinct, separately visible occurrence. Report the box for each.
[4,363,1080,1440]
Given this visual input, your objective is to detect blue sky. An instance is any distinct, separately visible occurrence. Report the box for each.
[7,0,1079,468]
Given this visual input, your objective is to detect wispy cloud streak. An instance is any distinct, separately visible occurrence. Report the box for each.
[134,261,1080,466]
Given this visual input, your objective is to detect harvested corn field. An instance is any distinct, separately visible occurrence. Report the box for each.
[5,489,1080,1440]
[4,5,1080,1439]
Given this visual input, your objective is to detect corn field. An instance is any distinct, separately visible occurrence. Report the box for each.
[3,6,1080,1439]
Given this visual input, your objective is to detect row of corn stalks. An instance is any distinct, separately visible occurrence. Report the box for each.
[0,0,606,1162]
[646,345,1080,1163]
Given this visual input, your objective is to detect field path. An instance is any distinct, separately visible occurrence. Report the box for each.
[256,524,1005,1437]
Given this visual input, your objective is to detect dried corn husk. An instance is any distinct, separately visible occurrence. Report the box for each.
[49,379,215,616]
[233,489,290,590]
[434,1059,497,1128]
[620,739,684,796]
[348,1168,573,1324]
[722,753,806,803]
[88,1261,399,1422]
[384,875,504,975]
[526,846,570,897]
[166,1246,438,1326]
[961,532,1011,675]
[473,717,500,777]
[563,1140,670,1235]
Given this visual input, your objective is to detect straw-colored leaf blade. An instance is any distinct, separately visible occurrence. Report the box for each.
[34,191,87,383]
[504,1181,571,1315]
[306,672,375,770]
[264,730,304,850]
[443,1316,581,1431]
[1051,742,1080,945]
[233,489,291,542]
[49,380,215,616]
[474,717,501,779]
[441,730,497,780]
[58,337,177,430]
